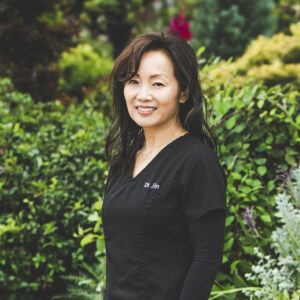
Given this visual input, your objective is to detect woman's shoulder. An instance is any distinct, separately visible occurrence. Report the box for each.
[179,134,226,182]
[179,133,219,161]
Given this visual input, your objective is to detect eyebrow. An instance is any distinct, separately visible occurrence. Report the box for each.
[135,73,169,79]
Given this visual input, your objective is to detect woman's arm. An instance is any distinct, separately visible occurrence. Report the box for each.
[179,209,226,300]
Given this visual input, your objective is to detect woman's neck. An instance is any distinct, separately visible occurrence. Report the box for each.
[142,124,188,154]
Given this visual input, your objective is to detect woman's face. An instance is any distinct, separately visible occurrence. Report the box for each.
[123,50,187,132]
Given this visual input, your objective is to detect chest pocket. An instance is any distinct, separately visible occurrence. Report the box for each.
[143,180,183,231]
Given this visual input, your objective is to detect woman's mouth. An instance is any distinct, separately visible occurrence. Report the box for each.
[136,106,157,114]
[137,107,156,112]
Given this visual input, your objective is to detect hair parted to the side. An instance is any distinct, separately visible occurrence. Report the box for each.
[105,32,217,175]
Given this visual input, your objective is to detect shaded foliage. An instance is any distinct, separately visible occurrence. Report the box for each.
[190,0,276,59]
[0,0,80,101]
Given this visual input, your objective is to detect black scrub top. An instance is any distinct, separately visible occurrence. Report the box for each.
[101,133,227,300]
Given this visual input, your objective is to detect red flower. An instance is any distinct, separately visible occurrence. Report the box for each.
[167,11,192,41]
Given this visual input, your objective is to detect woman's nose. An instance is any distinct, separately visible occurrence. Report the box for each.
[136,85,152,101]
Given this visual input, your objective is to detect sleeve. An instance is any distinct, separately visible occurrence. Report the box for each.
[179,209,226,300]
[180,147,227,223]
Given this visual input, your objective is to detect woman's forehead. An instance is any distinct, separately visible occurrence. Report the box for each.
[136,50,174,76]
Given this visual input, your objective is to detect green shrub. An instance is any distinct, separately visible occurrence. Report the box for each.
[209,80,299,297]
[0,78,108,299]
[205,22,300,89]
[1,71,299,299]
[52,261,105,300]
[243,166,300,299]
[58,43,113,99]
[190,0,276,59]
[210,166,300,300]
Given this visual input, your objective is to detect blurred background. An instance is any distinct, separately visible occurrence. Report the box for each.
[0,0,299,299]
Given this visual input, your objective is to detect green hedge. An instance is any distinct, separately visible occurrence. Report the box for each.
[210,80,299,296]
[0,76,299,299]
[0,78,108,299]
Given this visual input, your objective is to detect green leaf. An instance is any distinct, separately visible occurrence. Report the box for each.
[222,255,228,264]
[257,166,267,176]
[242,245,255,255]
[267,180,275,192]
[257,100,264,108]
[225,216,235,227]
[196,46,206,57]
[230,260,240,274]
[255,158,266,165]
[225,116,237,130]
[223,238,234,251]
[233,123,245,133]
[80,233,94,247]
[260,215,271,224]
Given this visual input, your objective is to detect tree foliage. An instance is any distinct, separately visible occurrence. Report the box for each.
[0,0,80,101]
[204,22,300,90]
[190,0,276,59]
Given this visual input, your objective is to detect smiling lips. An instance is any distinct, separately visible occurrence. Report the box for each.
[136,105,157,115]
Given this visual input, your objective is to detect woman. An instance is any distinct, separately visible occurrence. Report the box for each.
[102,32,227,300]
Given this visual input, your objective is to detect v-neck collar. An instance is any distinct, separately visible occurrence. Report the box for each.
[129,132,190,181]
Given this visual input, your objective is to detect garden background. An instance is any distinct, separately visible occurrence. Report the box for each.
[0,0,299,299]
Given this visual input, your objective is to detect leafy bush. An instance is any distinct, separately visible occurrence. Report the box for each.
[1,63,299,299]
[75,78,300,299]
[58,43,113,99]
[0,78,108,299]
[205,22,300,89]
[208,80,299,296]
[243,166,300,299]
[52,261,105,300]
[210,166,300,300]
[275,0,300,34]
[189,0,276,59]
[83,0,143,24]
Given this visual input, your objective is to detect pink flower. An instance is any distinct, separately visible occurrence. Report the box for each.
[167,11,192,41]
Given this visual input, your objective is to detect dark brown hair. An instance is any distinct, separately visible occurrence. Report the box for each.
[105,32,217,174]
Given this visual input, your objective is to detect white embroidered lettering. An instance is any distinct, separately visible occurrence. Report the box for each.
[151,183,159,189]
[144,182,160,189]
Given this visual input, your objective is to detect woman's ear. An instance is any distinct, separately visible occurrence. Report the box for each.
[179,89,189,104]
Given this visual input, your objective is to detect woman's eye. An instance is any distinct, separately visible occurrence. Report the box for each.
[128,79,139,84]
[153,82,164,87]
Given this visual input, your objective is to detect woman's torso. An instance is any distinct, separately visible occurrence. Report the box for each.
[102,133,226,300]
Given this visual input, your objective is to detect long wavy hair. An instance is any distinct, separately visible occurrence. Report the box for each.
[105,32,217,175]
